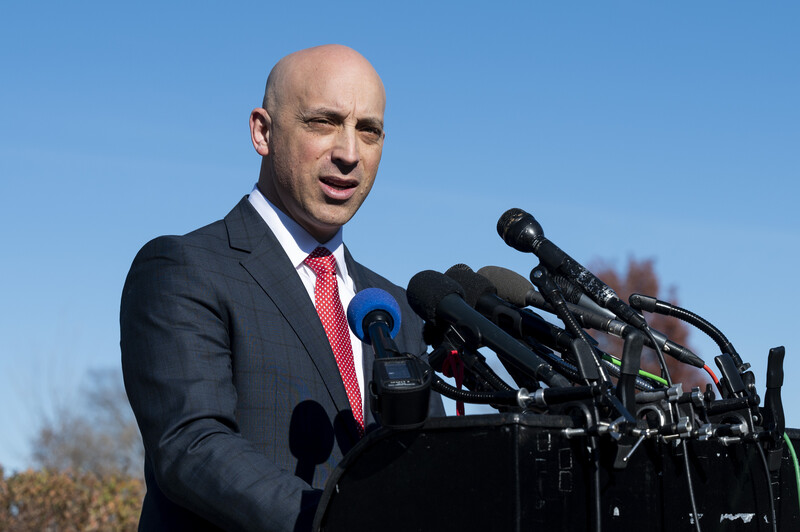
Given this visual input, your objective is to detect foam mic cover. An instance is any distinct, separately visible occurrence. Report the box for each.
[444,263,496,307]
[477,265,533,308]
[406,270,466,323]
[346,288,402,344]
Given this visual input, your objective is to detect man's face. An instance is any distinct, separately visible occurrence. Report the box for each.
[258,53,386,243]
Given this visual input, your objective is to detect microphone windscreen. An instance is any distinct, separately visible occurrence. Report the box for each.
[496,208,544,252]
[444,264,497,308]
[496,208,526,238]
[477,266,533,308]
[346,288,401,342]
[407,270,465,321]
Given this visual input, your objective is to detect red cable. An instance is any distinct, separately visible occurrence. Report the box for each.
[703,364,724,395]
[441,349,465,416]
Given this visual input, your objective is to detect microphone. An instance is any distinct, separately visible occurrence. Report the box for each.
[444,264,575,354]
[446,265,643,421]
[478,265,705,369]
[496,208,648,331]
[444,263,581,388]
[407,270,570,389]
[346,288,432,428]
[347,287,402,359]
[551,274,616,320]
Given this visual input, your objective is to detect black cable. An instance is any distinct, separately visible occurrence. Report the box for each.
[629,293,744,370]
[590,434,602,532]
[428,334,517,393]
[747,386,778,532]
[670,392,701,531]
[569,401,602,532]
[740,394,778,532]
[530,265,610,383]
[650,353,702,532]
[538,348,582,382]
[591,402,603,532]
[756,443,779,532]
[639,318,700,532]
[430,376,520,406]
[538,347,662,392]
[681,440,702,532]
[644,326,672,387]
[470,356,516,392]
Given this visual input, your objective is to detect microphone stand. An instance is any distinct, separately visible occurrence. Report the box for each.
[529,265,609,384]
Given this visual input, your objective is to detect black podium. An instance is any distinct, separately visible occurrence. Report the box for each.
[314,414,800,531]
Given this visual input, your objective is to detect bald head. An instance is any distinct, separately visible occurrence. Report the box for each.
[263,45,385,117]
[249,45,388,243]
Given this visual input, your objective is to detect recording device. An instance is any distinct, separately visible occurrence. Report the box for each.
[346,288,432,428]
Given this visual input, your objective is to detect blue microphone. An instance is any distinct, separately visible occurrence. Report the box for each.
[346,287,402,346]
[347,288,432,428]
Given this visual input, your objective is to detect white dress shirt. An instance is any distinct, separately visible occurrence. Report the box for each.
[248,185,366,405]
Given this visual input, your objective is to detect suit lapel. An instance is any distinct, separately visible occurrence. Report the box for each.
[224,198,350,412]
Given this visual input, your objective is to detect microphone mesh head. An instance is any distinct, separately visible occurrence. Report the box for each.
[346,288,402,343]
[496,208,527,242]
[444,264,497,308]
[407,270,465,322]
[496,208,543,252]
[477,266,533,308]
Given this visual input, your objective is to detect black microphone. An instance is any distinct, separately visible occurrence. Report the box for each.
[406,270,570,389]
[445,264,603,384]
[444,264,575,354]
[551,274,616,320]
[478,265,705,369]
[496,208,648,331]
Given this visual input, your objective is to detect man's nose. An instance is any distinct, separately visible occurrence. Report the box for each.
[331,127,359,169]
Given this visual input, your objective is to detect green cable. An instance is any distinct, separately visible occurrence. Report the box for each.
[602,354,669,386]
[782,432,800,515]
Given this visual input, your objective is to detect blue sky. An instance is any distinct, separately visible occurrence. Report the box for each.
[1,2,798,471]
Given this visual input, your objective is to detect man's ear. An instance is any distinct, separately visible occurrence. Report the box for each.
[249,108,271,156]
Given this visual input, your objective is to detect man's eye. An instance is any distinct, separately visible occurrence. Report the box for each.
[306,116,339,129]
[360,127,383,139]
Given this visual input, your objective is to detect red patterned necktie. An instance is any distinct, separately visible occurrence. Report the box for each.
[304,247,364,434]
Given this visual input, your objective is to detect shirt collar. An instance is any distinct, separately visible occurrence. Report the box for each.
[248,184,349,277]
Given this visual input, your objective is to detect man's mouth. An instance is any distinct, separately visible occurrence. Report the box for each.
[320,176,357,189]
[319,176,358,200]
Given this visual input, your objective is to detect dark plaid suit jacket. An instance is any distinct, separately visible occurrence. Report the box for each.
[120,197,442,531]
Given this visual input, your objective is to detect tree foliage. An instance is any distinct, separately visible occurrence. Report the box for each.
[590,257,710,391]
[0,367,146,530]
[0,466,143,531]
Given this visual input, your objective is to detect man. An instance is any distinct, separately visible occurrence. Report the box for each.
[121,45,444,532]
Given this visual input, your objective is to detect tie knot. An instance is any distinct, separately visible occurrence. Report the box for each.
[304,247,336,276]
